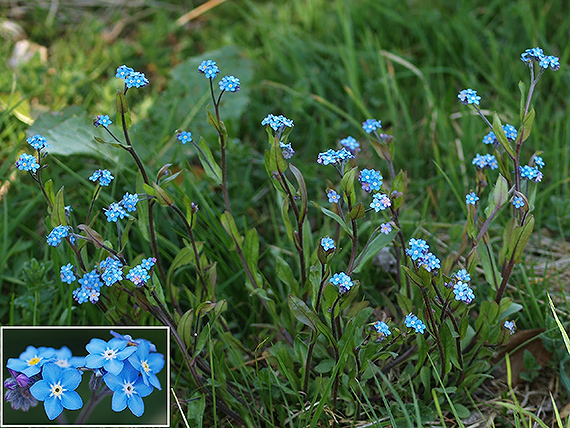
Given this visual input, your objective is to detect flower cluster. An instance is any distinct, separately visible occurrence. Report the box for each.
[362,118,382,134]
[370,193,391,212]
[261,114,294,133]
[116,65,149,89]
[105,192,139,222]
[5,332,164,421]
[198,59,240,93]
[340,136,360,153]
[457,88,481,105]
[197,59,219,79]
[504,320,516,335]
[405,238,441,272]
[519,164,543,182]
[453,281,475,303]
[15,153,40,173]
[330,272,354,294]
[404,313,427,334]
[46,225,74,247]
[100,256,124,287]
[126,258,156,286]
[472,153,498,170]
[60,263,77,284]
[327,189,340,203]
[372,320,391,339]
[317,148,354,166]
[27,134,50,150]
[73,270,103,304]
[359,168,383,192]
[520,47,560,71]
[89,169,114,186]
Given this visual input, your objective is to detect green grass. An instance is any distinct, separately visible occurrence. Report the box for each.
[2,0,570,426]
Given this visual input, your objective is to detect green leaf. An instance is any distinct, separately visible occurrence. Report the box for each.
[509,214,534,264]
[281,198,296,244]
[115,92,132,131]
[0,91,33,124]
[152,182,174,207]
[50,186,66,228]
[287,295,319,332]
[440,321,454,373]
[177,308,194,348]
[243,228,259,276]
[44,179,55,211]
[478,241,502,291]
[353,226,398,273]
[391,170,407,210]
[277,257,300,296]
[289,164,307,219]
[518,80,526,122]
[493,112,516,159]
[220,212,243,248]
[347,202,365,220]
[270,134,287,174]
[316,204,352,237]
[485,174,509,219]
[520,106,535,143]
[341,166,358,206]
[77,224,105,248]
[206,107,221,134]
[196,137,222,185]
[167,247,195,287]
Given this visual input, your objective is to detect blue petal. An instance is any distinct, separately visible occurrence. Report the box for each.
[41,363,63,383]
[103,372,123,391]
[111,390,128,412]
[104,358,123,375]
[44,395,63,420]
[135,378,154,397]
[29,380,51,401]
[116,346,137,360]
[149,373,162,390]
[85,338,107,354]
[128,393,145,417]
[148,353,165,373]
[85,353,106,369]
[6,358,28,372]
[61,390,83,410]
[61,368,82,390]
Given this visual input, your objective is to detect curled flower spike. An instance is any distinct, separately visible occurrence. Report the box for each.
[458,88,481,105]
[340,136,360,153]
[60,263,77,284]
[27,134,50,150]
[262,114,294,132]
[453,281,475,303]
[15,153,40,173]
[359,168,383,192]
[370,193,391,212]
[472,153,498,170]
[317,148,354,166]
[89,169,114,186]
[330,272,353,294]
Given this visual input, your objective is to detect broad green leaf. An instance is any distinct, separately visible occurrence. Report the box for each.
[347,202,365,220]
[485,174,508,219]
[44,179,55,211]
[287,295,318,332]
[391,169,407,210]
[353,226,398,274]
[277,257,299,296]
[243,228,259,276]
[520,106,535,143]
[152,182,174,206]
[220,211,243,248]
[317,204,352,237]
[50,187,66,228]
[167,246,195,287]
[478,241,502,290]
[0,92,33,124]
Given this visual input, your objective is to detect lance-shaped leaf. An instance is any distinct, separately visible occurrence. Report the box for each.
[391,170,407,210]
[77,224,105,248]
[505,214,534,264]
[520,106,535,144]
[167,246,195,287]
[485,173,509,219]
[206,106,222,134]
[493,112,516,159]
[115,92,132,131]
[196,137,222,185]
[270,134,287,175]
[341,166,358,206]
[220,211,243,248]
[44,179,55,211]
[347,202,365,220]
[177,308,194,348]
[51,187,67,228]
[314,202,352,237]
[152,182,174,207]
[93,136,127,150]
[353,226,398,274]
[288,295,319,332]
[518,80,526,122]
[243,228,259,276]
[289,164,307,220]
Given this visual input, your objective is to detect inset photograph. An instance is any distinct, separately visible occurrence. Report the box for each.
[1,326,169,427]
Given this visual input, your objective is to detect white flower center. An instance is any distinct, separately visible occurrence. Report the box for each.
[141,360,151,374]
[50,382,66,398]
[55,359,70,368]
[122,381,136,397]
[102,347,117,360]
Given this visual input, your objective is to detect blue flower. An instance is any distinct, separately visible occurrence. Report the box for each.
[110,331,158,352]
[330,272,354,294]
[317,148,355,166]
[482,131,496,145]
[465,192,479,205]
[340,136,360,153]
[53,346,85,369]
[453,269,471,282]
[521,47,544,65]
[15,153,40,173]
[362,118,382,134]
[458,88,481,105]
[418,252,441,272]
[321,236,336,252]
[126,264,150,286]
[380,223,392,235]
[140,257,157,270]
[218,75,240,92]
[121,192,139,212]
[534,156,545,169]
[359,168,383,192]
[85,337,137,375]
[502,124,517,141]
[100,263,123,287]
[373,321,391,338]
[29,363,83,420]
[105,202,128,222]
[89,169,114,186]
[60,263,77,284]
[73,270,103,304]
[405,313,426,334]
[197,59,220,79]
[7,346,55,377]
[103,361,154,417]
[519,165,540,180]
[27,134,50,150]
[177,131,192,144]
[406,238,429,261]
[453,281,475,304]
[512,196,525,209]
[94,115,112,128]
[124,71,149,89]
[116,65,135,79]
[261,114,294,132]
[127,340,164,390]
[504,320,516,335]
[325,190,340,204]
[47,225,71,247]
[369,193,391,212]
